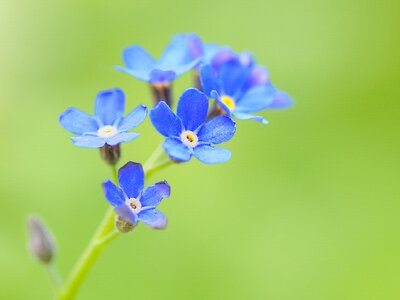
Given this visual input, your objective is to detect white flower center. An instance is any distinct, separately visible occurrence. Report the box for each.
[97,125,118,138]
[127,198,142,214]
[180,130,198,148]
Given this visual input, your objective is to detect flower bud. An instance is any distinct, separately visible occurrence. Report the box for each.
[27,216,56,264]
[115,216,135,233]
[150,83,172,107]
[100,144,120,165]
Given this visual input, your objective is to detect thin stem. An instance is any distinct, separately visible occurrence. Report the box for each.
[60,148,173,299]
[94,230,119,247]
[47,263,63,294]
[59,166,119,300]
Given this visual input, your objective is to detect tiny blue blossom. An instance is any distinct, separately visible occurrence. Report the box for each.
[200,59,292,124]
[115,34,202,84]
[59,88,147,148]
[103,162,170,229]
[150,88,236,164]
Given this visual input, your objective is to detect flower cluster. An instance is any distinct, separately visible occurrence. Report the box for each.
[59,33,292,230]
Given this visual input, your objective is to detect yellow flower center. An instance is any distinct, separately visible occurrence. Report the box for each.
[97,125,118,138]
[180,130,198,148]
[220,96,236,110]
[127,198,142,213]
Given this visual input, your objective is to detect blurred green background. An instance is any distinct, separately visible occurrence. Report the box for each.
[1,0,399,299]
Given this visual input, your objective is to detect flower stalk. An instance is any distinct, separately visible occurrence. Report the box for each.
[59,147,172,300]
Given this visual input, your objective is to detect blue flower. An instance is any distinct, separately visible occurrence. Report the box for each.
[150,88,236,164]
[103,162,170,229]
[200,60,292,124]
[115,34,202,84]
[59,88,147,148]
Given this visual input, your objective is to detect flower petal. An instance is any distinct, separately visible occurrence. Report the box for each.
[197,115,236,144]
[177,88,208,131]
[232,112,269,124]
[140,181,170,207]
[149,69,176,84]
[138,209,167,229]
[122,46,155,71]
[210,90,232,116]
[114,66,151,82]
[102,179,125,207]
[150,101,182,137]
[245,65,270,89]
[94,88,125,125]
[115,205,138,225]
[118,105,147,131]
[107,132,140,146]
[236,85,276,113]
[219,61,249,97]
[269,91,293,109]
[193,145,231,164]
[163,138,192,162]
[199,64,220,96]
[118,162,144,199]
[203,44,230,64]
[71,136,105,148]
[158,34,201,72]
[59,108,98,135]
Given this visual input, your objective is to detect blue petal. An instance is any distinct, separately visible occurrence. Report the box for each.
[199,64,220,96]
[210,90,232,116]
[107,132,140,146]
[140,181,170,207]
[197,115,236,144]
[118,162,144,199]
[183,33,203,58]
[210,48,237,71]
[121,46,155,72]
[114,66,151,82]
[59,108,98,135]
[219,61,249,97]
[115,205,138,225]
[158,34,201,72]
[94,88,125,125]
[102,179,125,207]
[236,85,276,113]
[149,69,176,83]
[149,101,182,137]
[238,51,256,67]
[232,112,269,124]
[118,105,147,131]
[71,135,105,148]
[193,145,231,164]
[163,138,192,162]
[177,88,208,131]
[203,43,230,64]
[138,209,167,229]
[172,58,202,77]
[245,65,270,89]
[269,91,293,109]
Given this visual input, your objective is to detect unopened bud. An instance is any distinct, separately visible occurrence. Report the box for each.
[27,216,56,264]
[100,144,120,165]
[150,83,172,107]
[115,216,135,233]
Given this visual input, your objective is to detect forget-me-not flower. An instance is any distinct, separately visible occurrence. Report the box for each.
[200,60,292,124]
[150,88,236,164]
[115,34,202,84]
[103,162,170,229]
[59,88,147,148]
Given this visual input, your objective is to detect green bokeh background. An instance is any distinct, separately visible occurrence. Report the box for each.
[1,0,399,299]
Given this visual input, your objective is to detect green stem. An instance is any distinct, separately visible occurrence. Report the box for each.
[47,263,63,296]
[60,146,173,299]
